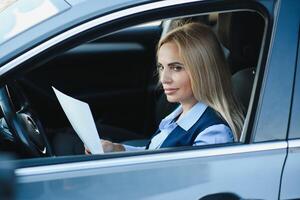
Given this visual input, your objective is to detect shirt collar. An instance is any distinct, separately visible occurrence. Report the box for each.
[176,102,208,131]
[159,105,182,130]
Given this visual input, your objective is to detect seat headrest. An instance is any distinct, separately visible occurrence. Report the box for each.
[218,12,264,73]
[231,68,255,110]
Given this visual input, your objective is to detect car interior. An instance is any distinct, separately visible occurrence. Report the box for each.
[0,10,265,159]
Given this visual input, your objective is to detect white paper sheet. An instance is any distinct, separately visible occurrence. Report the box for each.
[52,87,103,154]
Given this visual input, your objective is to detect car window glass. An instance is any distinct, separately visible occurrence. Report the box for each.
[0,0,69,45]
[64,0,86,6]
[0,0,17,12]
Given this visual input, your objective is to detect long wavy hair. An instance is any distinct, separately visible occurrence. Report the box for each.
[157,22,244,141]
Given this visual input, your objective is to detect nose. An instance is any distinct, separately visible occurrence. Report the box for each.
[160,68,172,84]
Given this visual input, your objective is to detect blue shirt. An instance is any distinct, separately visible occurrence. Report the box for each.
[124,102,233,151]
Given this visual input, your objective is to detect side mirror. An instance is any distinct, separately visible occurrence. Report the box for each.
[0,154,15,200]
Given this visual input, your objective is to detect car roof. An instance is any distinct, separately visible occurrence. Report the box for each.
[0,0,150,67]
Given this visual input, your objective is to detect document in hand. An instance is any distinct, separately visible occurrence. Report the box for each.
[52,87,104,154]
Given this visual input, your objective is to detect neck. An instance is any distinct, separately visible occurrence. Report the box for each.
[180,99,198,116]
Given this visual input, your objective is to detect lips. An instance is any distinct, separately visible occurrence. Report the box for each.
[164,88,178,95]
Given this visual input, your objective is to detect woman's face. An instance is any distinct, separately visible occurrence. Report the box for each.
[157,41,197,107]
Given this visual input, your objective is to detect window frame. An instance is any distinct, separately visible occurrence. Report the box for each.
[0,0,276,167]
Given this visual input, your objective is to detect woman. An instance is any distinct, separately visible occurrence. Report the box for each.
[86,22,244,153]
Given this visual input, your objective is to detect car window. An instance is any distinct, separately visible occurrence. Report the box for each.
[0,10,265,160]
[64,0,86,6]
[0,0,273,161]
[0,0,16,12]
[0,0,69,45]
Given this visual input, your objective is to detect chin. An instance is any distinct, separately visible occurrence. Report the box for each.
[166,96,179,103]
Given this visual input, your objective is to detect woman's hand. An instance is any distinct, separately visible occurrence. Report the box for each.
[85,139,125,154]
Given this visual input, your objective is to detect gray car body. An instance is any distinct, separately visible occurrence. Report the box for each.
[0,0,299,199]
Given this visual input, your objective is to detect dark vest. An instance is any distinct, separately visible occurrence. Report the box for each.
[146,107,228,149]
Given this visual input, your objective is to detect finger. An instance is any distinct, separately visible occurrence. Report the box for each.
[85,148,91,155]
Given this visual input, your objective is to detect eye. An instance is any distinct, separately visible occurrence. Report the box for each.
[170,65,183,72]
[157,64,164,71]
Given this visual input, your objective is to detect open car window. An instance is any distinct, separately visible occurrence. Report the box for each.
[0,7,267,161]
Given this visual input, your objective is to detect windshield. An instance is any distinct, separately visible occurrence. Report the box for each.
[0,0,16,12]
[0,0,70,45]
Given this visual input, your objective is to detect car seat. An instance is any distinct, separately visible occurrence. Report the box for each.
[218,11,264,110]
[217,11,264,74]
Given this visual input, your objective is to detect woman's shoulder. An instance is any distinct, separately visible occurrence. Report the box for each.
[194,124,234,145]
[195,106,228,127]
[204,106,225,119]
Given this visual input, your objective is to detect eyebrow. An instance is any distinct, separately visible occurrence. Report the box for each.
[168,62,184,66]
[157,62,184,67]
[168,62,183,67]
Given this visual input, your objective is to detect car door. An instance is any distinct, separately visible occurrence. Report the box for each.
[5,0,298,199]
[0,154,15,200]
[280,26,300,199]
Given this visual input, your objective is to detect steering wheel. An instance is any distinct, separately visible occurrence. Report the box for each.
[0,82,53,157]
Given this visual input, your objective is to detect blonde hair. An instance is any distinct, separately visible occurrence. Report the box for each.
[157,22,244,141]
